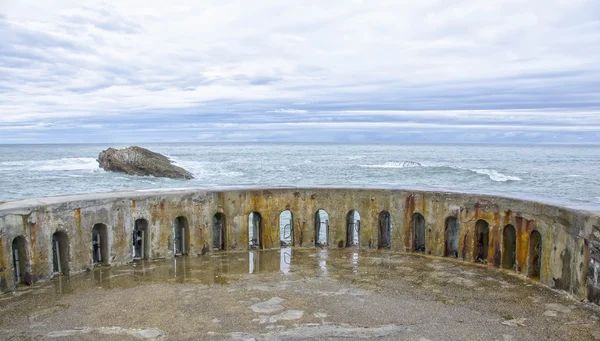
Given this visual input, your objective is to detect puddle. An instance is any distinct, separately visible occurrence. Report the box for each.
[1,249,599,341]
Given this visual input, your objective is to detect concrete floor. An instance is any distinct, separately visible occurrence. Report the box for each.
[1,248,599,340]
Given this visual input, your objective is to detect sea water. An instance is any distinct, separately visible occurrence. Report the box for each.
[0,143,598,209]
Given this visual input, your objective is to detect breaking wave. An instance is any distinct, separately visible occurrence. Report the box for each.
[470,169,521,182]
[0,158,101,172]
[171,159,244,179]
[359,161,521,182]
[38,158,100,171]
[360,161,422,169]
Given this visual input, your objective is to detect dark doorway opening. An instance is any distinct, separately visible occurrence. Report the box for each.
[445,217,459,258]
[378,210,392,249]
[475,220,489,262]
[528,230,542,279]
[412,213,426,252]
[502,224,517,270]
[213,213,226,250]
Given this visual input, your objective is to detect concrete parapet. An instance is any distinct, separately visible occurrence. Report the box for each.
[0,187,599,305]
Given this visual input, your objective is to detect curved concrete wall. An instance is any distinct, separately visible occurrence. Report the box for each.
[0,187,599,305]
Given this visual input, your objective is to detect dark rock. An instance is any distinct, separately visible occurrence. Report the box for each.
[23,272,33,285]
[97,146,194,179]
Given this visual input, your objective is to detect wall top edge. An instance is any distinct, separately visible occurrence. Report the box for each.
[1,185,599,216]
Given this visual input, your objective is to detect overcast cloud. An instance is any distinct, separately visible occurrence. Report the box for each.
[1,0,599,143]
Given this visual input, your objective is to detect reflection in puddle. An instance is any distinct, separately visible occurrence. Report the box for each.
[318,249,328,277]
[280,247,292,274]
[44,249,390,294]
[53,276,70,295]
[6,248,598,341]
[173,257,188,282]
[249,251,255,274]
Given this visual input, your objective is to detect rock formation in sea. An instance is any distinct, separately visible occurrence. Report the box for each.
[97,146,194,179]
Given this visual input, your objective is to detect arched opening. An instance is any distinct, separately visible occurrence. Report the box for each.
[52,231,70,275]
[92,223,109,266]
[249,212,262,248]
[475,219,489,262]
[133,218,149,260]
[378,210,392,249]
[444,217,459,258]
[412,213,425,252]
[12,236,28,284]
[315,209,329,246]
[502,224,517,270]
[213,213,226,250]
[173,216,189,256]
[528,230,542,279]
[280,210,293,246]
[346,210,360,247]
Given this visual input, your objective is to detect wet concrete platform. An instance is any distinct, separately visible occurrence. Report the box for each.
[1,249,599,340]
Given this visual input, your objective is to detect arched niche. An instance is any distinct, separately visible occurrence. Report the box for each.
[12,236,29,284]
[280,210,294,246]
[502,224,517,270]
[92,223,109,265]
[474,219,489,262]
[52,231,70,275]
[445,217,459,258]
[249,212,262,248]
[528,230,542,279]
[174,216,190,256]
[346,210,360,247]
[133,218,149,260]
[315,209,329,246]
[378,210,392,249]
[412,213,426,252]
[213,213,226,250]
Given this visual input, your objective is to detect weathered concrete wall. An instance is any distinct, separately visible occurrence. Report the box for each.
[0,187,599,305]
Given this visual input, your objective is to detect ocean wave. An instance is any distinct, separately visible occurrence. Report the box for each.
[360,161,422,169]
[38,158,100,171]
[471,169,521,182]
[171,159,244,178]
[358,161,521,182]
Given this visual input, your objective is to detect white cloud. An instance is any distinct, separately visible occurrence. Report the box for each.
[0,0,599,142]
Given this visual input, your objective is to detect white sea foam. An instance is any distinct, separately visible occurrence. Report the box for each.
[171,159,244,178]
[38,158,100,171]
[360,162,521,182]
[471,169,521,182]
[360,161,422,169]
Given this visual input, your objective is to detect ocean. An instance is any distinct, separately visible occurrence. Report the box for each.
[0,143,599,209]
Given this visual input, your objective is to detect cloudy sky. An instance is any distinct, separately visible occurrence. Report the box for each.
[1,0,599,143]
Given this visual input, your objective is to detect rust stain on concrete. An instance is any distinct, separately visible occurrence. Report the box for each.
[0,187,598,305]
